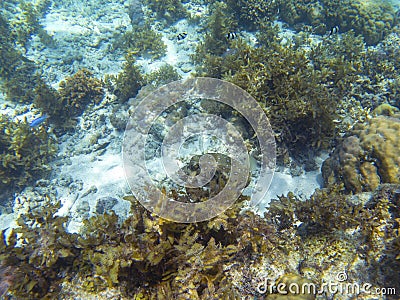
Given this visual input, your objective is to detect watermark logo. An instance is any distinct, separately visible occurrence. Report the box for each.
[122,77,276,222]
[256,272,397,297]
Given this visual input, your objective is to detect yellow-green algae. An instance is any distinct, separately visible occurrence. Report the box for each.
[0,114,57,193]
[34,69,104,128]
[0,182,399,299]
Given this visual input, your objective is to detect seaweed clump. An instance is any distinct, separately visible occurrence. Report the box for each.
[222,38,341,161]
[1,0,52,50]
[193,13,380,163]
[1,183,400,298]
[0,13,39,103]
[144,64,181,87]
[193,1,240,78]
[112,23,166,60]
[104,53,145,103]
[0,201,80,298]
[225,0,279,30]
[143,0,188,24]
[0,193,279,298]
[0,114,57,193]
[269,183,400,296]
[0,1,53,102]
[34,69,104,127]
[76,194,278,298]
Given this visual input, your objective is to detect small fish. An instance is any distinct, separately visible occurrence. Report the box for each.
[328,25,339,36]
[29,114,49,127]
[226,32,237,40]
[177,32,187,41]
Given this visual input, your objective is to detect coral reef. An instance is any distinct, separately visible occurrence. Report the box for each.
[0,193,278,298]
[225,0,279,30]
[322,110,400,193]
[221,37,341,161]
[7,0,52,50]
[0,1,53,102]
[278,0,396,45]
[0,114,57,196]
[193,9,400,164]
[0,201,80,298]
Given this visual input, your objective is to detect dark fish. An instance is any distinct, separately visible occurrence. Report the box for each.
[30,114,48,127]
[328,25,339,36]
[226,32,237,40]
[177,32,187,41]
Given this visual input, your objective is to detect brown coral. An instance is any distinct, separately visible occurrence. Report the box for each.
[322,112,400,193]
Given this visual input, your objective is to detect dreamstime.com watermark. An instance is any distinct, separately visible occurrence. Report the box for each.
[256,272,397,297]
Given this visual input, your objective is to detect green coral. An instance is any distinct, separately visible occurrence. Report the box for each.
[0,114,57,193]
[322,111,400,193]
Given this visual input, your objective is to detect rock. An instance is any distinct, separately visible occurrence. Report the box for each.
[95,196,118,214]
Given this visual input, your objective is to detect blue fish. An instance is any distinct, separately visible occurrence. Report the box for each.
[29,114,49,127]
